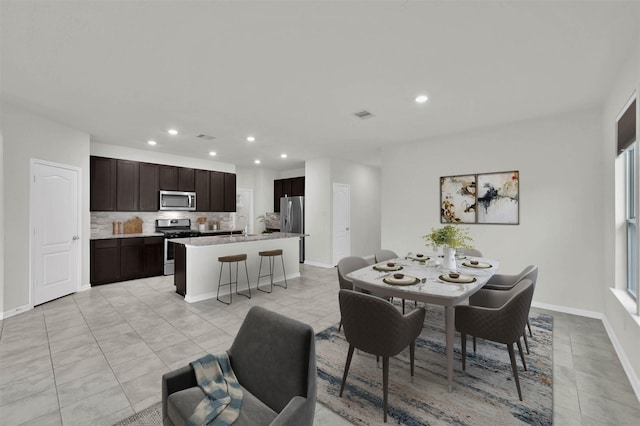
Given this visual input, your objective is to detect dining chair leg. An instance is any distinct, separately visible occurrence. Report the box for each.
[382,356,389,423]
[402,299,405,314]
[527,319,532,337]
[410,342,415,376]
[472,336,476,353]
[522,331,530,354]
[461,333,467,371]
[516,339,527,371]
[507,343,523,401]
[339,345,355,397]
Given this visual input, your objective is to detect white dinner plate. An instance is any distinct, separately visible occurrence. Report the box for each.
[438,274,476,284]
[383,275,420,286]
[462,261,492,269]
[408,254,430,261]
[373,263,403,272]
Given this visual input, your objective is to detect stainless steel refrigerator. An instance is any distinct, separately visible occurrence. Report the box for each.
[280,196,305,262]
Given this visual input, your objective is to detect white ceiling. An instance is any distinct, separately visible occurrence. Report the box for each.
[2,1,639,171]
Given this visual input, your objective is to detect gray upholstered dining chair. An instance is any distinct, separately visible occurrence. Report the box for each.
[374,249,398,263]
[336,256,370,331]
[455,278,535,401]
[162,306,316,426]
[458,247,483,257]
[471,264,538,352]
[373,249,411,313]
[338,288,426,422]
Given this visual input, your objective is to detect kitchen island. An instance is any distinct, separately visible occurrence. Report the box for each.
[170,232,305,303]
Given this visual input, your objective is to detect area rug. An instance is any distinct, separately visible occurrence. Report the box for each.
[113,402,162,426]
[316,305,552,425]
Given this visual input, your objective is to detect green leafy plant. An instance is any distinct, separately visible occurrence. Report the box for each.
[256,214,273,234]
[423,225,473,249]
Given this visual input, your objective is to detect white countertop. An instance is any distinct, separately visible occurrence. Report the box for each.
[170,232,307,246]
[91,232,164,240]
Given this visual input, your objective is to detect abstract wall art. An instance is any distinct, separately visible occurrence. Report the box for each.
[440,174,477,224]
[440,171,519,225]
[477,171,519,224]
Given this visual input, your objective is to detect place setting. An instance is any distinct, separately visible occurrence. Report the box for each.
[382,272,421,286]
[437,271,477,284]
[373,261,403,272]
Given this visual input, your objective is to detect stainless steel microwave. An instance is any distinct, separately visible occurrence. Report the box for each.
[159,190,196,211]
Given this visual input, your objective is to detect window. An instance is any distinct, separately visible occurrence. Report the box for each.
[626,144,638,301]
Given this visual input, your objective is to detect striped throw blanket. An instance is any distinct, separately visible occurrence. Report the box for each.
[187,353,243,426]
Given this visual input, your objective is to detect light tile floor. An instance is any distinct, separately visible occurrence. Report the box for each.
[0,264,639,425]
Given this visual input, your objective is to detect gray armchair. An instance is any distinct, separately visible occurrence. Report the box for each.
[338,288,425,422]
[162,306,316,426]
[336,256,371,331]
[458,247,483,257]
[455,278,534,401]
[373,249,397,263]
[471,264,538,351]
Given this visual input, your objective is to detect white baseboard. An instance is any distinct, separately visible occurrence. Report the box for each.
[532,301,604,319]
[532,300,640,404]
[303,260,335,269]
[79,284,91,292]
[0,304,32,320]
[601,315,640,403]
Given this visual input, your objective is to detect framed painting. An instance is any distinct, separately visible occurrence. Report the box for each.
[476,171,519,224]
[440,174,477,223]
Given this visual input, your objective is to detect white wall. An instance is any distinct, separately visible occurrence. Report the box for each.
[0,120,5,317]
[304,157,381,267]
[331,158,381,259]
[382,108,604,312]
[3,102,90,313]
[602,28,640,394]
[305,158,332,266]
[279,167,305,179]
[236,166,279,232]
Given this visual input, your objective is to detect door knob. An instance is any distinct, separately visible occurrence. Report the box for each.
[72,236,79,240]
[346,227,350,231]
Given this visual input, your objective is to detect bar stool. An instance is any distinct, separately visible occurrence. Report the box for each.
[216,254,251,305]
[256,249,287,293]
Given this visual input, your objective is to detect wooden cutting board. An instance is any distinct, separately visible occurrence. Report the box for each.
[123,217,143,234]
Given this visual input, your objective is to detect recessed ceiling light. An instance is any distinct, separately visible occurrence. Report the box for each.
[415,95,428,104]
[281,153,287,158]
[168,129,178,135]
[247,136,255,142]
[209,151,217,156]
[147,140,157,146]
[254,159,261,164]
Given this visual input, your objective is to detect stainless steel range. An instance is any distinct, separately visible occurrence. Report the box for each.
[156,218,200,275]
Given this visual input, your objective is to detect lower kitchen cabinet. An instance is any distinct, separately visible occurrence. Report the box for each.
[91,236,164,285]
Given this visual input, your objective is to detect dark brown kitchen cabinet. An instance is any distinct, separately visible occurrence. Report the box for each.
[178,168,195,191]
[116,160,139,211]
[195,169,210,211]
[224,173,237,212]
[143,237,164,276]
[139,162,159,211]
[91,236,165,285]
[209,171,225,212]
[291,177,305,196]
[120,238,144,278]
[273,176,304,212]
[159,165,178,190]
[90,239,120,285]
[90,156,116,211]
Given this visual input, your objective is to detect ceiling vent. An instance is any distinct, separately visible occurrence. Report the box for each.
[196,134,216,140]
[354,110,374,119]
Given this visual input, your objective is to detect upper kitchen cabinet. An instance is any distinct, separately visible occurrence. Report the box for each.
[224,173,236,212]
[273,176,304,212]
[159,165,178,191]
[90,156,117,211]
[139,162,159,211]
[178,167,195,191]
[209,171,225,212]
[116,160,139,211]
[195,169,210,212]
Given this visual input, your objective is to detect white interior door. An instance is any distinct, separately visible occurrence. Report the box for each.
[31,160,80,305]
[333,183,350,265]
